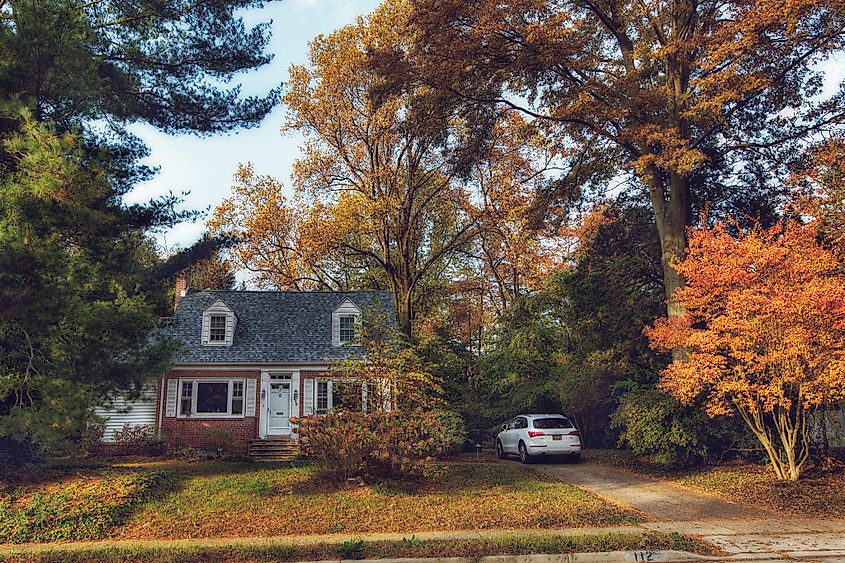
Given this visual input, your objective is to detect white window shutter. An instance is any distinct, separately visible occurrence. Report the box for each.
[201,314,210,345]
[328,380,334,410]
[331,312,340,347]
[245,379,257,417]
[303,378,314,416]
[224,314,235,347]
[165,379,178,417]
[382,380,392,411]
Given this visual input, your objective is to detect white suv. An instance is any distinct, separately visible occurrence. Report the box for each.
[496,414,582,463]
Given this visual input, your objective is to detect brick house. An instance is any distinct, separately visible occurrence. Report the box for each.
[95,287,394,454]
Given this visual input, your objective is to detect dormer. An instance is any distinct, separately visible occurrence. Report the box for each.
[332,298,362,347]
[202,298,237,347]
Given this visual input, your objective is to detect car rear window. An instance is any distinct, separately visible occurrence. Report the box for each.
[532,418,573,429]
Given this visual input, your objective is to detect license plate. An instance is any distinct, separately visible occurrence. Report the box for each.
[553,435,562,441]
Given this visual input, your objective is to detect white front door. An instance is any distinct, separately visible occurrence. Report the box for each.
[267,380,292,435]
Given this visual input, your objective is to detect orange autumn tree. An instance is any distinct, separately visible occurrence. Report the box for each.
[646,220,845,480]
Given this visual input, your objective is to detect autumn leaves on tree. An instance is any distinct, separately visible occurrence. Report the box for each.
[406,0,845,321]
[211,0,567,338]
[646,220,845,480]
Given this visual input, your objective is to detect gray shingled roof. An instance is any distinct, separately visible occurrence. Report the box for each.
[161,290,395,364]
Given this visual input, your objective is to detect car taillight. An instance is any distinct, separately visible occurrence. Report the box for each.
[568,430,580,437]
[528,430,545,437]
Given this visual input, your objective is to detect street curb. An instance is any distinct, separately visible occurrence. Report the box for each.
[297,551,841,563]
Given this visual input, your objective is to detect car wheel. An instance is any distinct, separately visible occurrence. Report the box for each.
[496,440,508,460]
[518,441,532,464]
[568,452,582,463]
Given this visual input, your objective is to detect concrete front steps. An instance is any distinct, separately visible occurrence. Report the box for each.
[248,437,301,461]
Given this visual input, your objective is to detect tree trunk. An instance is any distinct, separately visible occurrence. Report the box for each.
[738,404,808,481]
[392,284,414,339]
[646,167,690,323]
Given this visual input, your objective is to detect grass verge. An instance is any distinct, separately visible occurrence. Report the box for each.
[2,532,717,562]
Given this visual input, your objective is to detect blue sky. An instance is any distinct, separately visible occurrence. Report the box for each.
[125,0,382,250]
[125,0,845,251]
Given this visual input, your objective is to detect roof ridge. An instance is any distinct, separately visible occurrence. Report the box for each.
[185,289,391,294]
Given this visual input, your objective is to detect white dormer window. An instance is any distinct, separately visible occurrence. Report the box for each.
[209,315,227,342]
[339,315,357,343]
[332,299,361,347]
[202,299,236,347]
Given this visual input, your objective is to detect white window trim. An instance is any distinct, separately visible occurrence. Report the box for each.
[332,299,362,347]
[208,314,227,342]
[317,378,391,414]
[202,298,236,347]
[177,378,246,419]
[314,378,334,415]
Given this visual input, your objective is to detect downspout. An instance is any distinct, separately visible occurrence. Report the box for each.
[157,376,166,438]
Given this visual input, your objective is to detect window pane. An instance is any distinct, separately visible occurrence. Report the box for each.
[533,418,573,429]
[231,381,244,415]
[209,315,227,342]
[365,382,379,413]
[180,381,192,415]
[339,315,356,343]
[316,380,329,413]
[196,382,229,413]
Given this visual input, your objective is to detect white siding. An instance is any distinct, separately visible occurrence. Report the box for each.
[94,388,157,443]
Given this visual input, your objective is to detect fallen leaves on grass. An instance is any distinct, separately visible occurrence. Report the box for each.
[116,461,640,540]
[674,464,845,518]
[0,468,169,543]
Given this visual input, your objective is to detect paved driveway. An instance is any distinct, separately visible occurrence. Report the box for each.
[529,460,845,559]
[537,461,774,521]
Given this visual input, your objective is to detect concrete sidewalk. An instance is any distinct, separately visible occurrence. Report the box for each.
[4,520,845,561]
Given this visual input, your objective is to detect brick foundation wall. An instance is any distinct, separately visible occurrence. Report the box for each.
[160,369,261,452]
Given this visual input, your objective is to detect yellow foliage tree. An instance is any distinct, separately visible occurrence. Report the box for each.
[213,0,561,338]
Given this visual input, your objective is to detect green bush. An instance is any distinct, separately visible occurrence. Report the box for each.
[0,469,167,543]
[611,388,711,467]
[293,409,464,481]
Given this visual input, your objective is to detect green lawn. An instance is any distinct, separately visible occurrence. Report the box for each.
[1,459,642,545]
[116,459,642,540]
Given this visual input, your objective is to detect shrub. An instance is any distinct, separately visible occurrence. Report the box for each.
[81,424,106,456]
[293,409,463,481]
[611,387,719,467]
